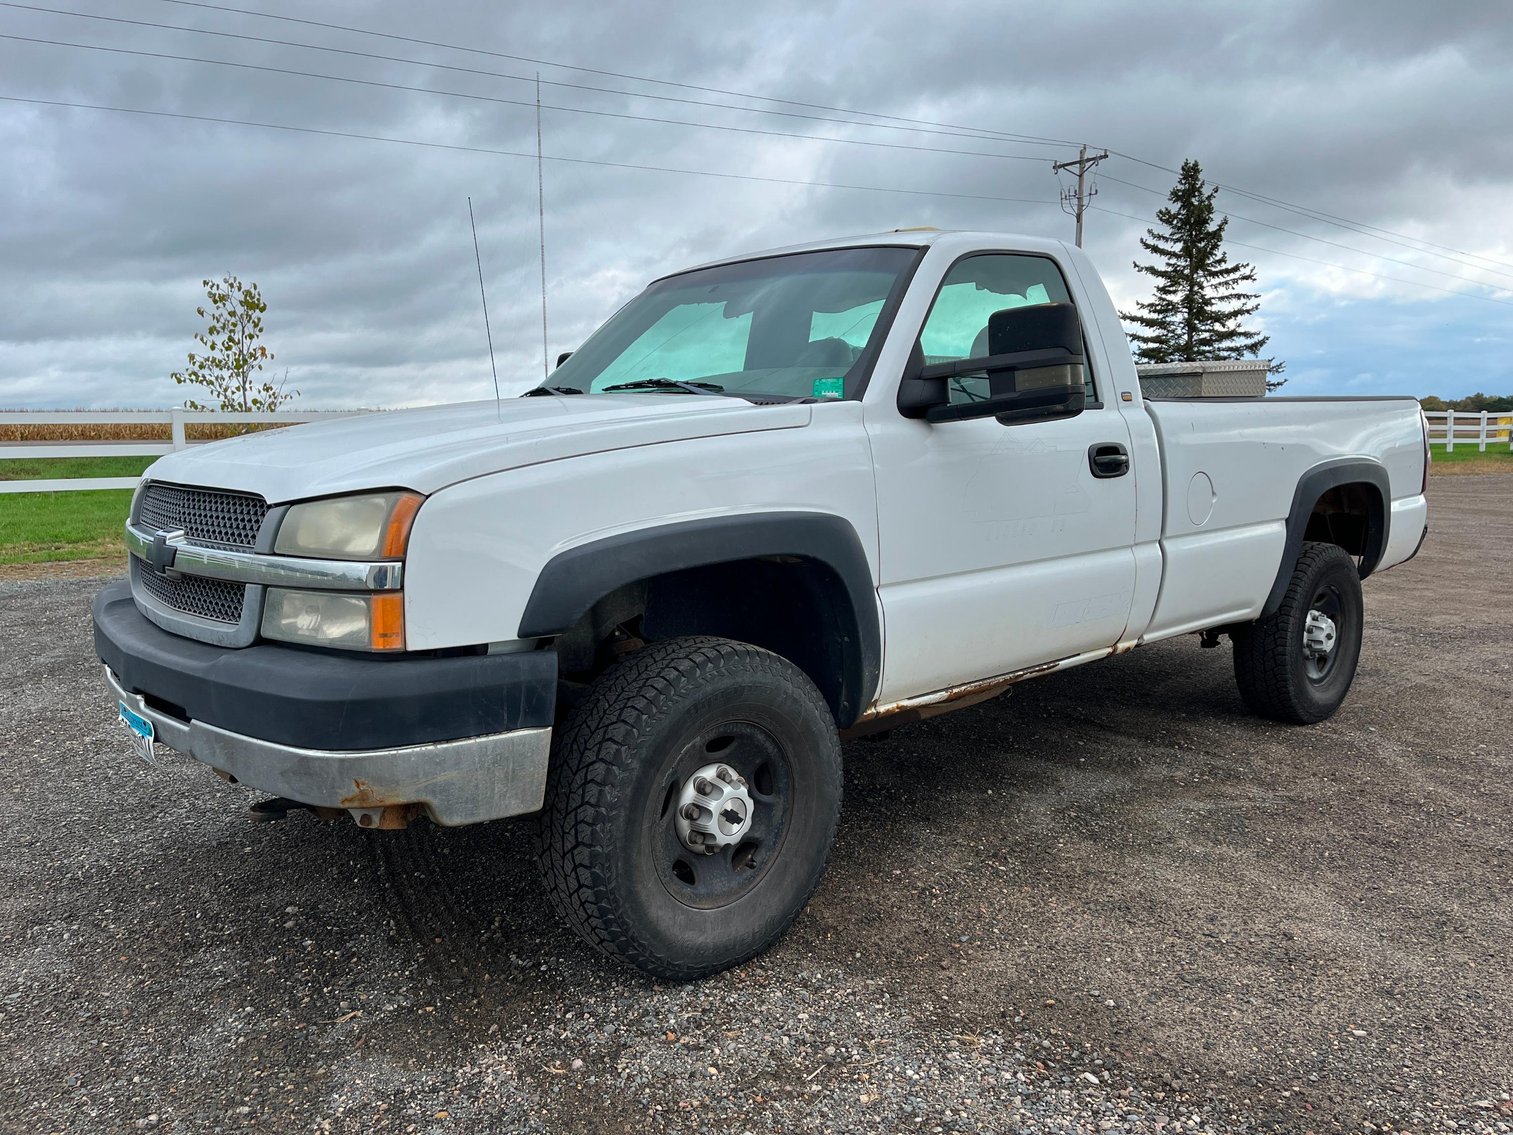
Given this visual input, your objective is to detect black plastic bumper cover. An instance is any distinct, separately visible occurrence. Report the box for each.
[93,579,557,751]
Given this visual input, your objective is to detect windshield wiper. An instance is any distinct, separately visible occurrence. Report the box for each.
[521,384,584,396]
[601,377,724,395]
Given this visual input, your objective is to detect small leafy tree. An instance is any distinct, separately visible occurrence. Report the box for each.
[171,275,297,412]
[1121,159,1285,389]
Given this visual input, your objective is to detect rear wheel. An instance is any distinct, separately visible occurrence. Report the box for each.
[1233,541,1364,724]
[537,636,842,980]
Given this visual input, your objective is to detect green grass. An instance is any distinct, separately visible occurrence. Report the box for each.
[0,489,132,565]
[0,455,157,481]
[0,455,150,564]
[1429,443,1513,473]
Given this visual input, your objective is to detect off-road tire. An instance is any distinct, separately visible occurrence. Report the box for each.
[536,636,843,981]
[1233,541,1364,724]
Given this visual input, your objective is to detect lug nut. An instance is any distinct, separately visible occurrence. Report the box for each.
[694,777,714,796]
[682,803,702,821]
[687,830,704,844]
[716,766,733,783]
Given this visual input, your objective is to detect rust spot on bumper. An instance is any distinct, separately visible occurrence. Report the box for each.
[341,780,424,829]
[342,779,390,809]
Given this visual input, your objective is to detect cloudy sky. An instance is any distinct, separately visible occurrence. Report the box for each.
[2,0,1511,409]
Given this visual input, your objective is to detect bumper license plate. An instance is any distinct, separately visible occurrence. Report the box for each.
[117,700,156,766]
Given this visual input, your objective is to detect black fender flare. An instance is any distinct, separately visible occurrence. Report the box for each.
[1261,457,1390,617]
[517,512,881,726]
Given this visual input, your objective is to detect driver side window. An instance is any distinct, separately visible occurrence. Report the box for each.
[917,254,1096,406]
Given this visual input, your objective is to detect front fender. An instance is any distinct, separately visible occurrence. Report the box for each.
[518,512,881,726]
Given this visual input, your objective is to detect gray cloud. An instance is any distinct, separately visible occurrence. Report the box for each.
[2,0,1511,409]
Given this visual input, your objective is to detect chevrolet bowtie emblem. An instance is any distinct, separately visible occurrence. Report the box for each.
[147,528,184,573]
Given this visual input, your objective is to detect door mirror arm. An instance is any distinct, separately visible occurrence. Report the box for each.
[924,380,1086,425]
[899,347,1087,425]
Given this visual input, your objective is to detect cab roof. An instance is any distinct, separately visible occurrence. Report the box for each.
[659,229,1073,282]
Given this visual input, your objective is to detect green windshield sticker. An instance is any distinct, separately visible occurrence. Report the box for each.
[811,377,845,400]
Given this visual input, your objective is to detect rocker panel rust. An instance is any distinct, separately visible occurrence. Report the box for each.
[842,646,1123,738]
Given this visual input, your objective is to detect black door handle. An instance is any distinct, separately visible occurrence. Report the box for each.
[1088,442,1130,478]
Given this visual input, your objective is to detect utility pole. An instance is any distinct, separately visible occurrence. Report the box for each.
[1052,144,1108,247]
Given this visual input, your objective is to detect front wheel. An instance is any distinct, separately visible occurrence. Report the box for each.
[1232,541,1365,724]
[536,636,842,981]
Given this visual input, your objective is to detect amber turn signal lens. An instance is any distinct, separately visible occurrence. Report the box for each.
[380,493,424,559]
[369,592,406,651]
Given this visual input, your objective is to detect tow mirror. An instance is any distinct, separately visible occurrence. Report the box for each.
[898,302,1086,425]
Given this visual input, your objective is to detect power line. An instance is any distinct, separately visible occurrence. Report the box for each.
[0,92,1064,208]
[1089,204,1513,310]
[0,3,1066,153]
[0,31,1064,166]
[154,0,1084,151]
[7,1,1497,278]
[150,0,1513,279]
[1104,148,1513,277]
[1216,182,1513,277]
[1098,172,1513,287]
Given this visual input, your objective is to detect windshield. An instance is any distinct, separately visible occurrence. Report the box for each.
[549,246,920,402]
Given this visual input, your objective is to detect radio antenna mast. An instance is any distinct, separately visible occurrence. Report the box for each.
[467,196,501,407]
[536,73,549,379]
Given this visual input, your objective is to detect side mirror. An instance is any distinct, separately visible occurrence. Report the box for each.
[898,302,1086,425]
[555,350,574,368]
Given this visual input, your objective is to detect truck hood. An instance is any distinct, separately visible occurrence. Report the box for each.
[141,395,813,503]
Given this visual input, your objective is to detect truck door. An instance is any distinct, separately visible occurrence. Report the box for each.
[864,251,1139,704]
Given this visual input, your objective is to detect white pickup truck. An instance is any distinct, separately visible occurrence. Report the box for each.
[94,230,1429,979]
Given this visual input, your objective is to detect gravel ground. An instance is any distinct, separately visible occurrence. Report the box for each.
[2,476,1510,1135]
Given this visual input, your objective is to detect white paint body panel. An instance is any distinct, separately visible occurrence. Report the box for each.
[135,229,1430,714]
[857,236,1143,698]
[1141,398,1427,641]
[137,395,812,503]
[403,402,879,651]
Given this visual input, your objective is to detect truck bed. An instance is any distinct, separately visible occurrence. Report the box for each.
[1139,395,1428,642]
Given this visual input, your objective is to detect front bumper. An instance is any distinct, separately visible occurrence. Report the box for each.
[94,580,557,827]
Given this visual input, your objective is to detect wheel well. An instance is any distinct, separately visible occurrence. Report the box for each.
[1302,482,1385,567]
[1262,462,1391,618]
[550,556,864,727]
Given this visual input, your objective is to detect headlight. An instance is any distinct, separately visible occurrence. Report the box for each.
[274,491,423,560]
[261,588,405,651]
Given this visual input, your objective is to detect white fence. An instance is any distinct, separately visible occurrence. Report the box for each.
[5,407,1507,495]
[0,410,362,493]
[1422,409,1513,452]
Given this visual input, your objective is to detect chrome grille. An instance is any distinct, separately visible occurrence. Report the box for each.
[137,567,247,625]
[138,482,268,550]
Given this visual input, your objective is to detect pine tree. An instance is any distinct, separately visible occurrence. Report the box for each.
[1120,159,1283,387]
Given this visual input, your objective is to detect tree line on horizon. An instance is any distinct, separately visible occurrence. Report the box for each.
[1419,393,1513,412]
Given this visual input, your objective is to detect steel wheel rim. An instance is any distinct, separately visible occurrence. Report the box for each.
[1303,584,1345,683]
[651,720,794,910]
